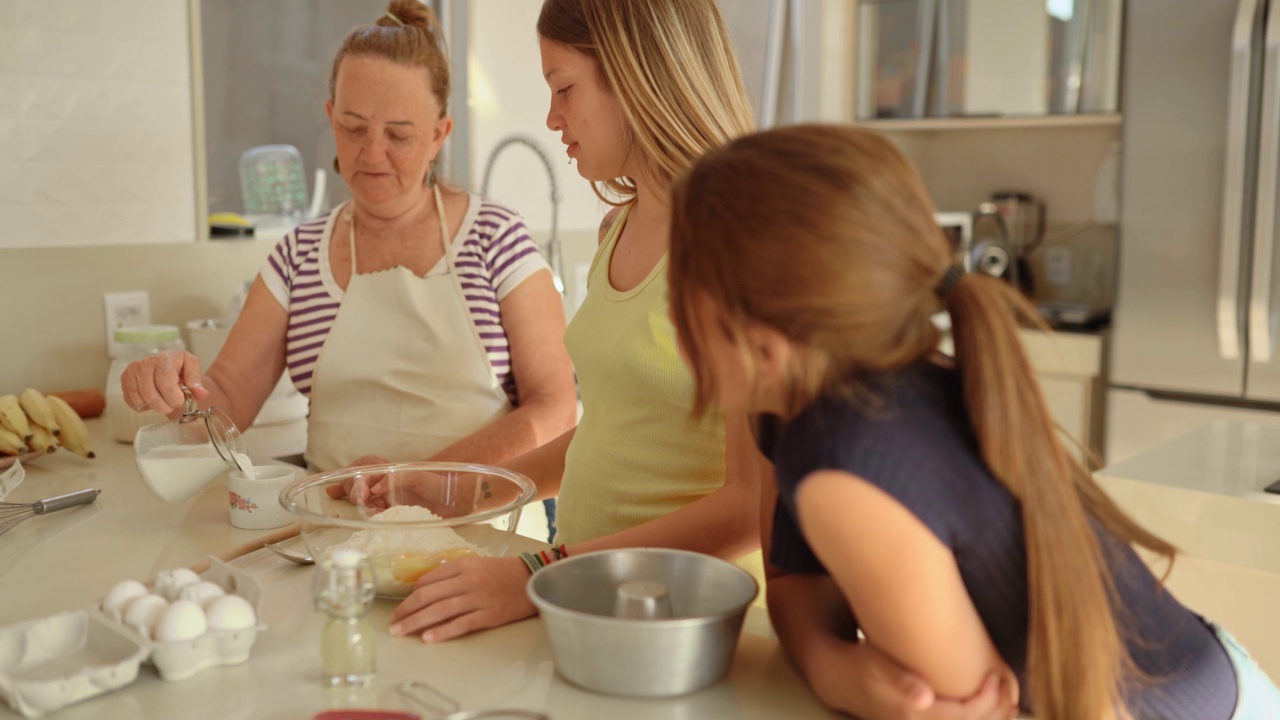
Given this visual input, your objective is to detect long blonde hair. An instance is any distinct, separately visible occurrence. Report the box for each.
[669,124,1177,720]
[537,0,755,203]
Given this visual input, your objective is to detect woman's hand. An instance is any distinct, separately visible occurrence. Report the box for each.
[389,555,535,642]
[120,350,209,416]
[808,638,1018,720]
[324,462,484,518]
[326,455,393,505]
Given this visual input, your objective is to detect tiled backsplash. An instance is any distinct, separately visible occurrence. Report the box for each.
[0,0,196,247]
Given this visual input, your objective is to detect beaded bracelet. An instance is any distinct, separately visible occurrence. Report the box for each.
[519,544,568,575]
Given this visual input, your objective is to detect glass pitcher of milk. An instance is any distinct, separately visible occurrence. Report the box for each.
[134,387,253,504]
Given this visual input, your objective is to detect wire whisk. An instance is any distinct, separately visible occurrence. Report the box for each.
[0,488,101,536]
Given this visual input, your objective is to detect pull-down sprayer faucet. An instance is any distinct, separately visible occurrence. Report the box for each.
[480,135,565,294]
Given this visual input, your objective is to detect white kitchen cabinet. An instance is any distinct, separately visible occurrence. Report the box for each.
[1019,329,1106,466]
[943,328,1106,466]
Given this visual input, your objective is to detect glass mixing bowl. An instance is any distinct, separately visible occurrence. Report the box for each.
[279,463,536,598]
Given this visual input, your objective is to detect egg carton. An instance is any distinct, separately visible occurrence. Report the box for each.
[0,610,148,717]
[0,558,265,717]
[98,557,266,682]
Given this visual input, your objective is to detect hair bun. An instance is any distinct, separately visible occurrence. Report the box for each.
[378,0,437,32]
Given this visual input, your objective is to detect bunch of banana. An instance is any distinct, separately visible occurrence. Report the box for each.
[0,388,95,459]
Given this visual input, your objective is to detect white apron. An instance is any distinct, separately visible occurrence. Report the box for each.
[305,187,513,471]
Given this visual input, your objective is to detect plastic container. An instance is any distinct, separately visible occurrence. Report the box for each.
[105,325,185,444]
[0,610,148,717]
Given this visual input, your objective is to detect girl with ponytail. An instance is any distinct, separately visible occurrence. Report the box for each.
[667,124,1280,720]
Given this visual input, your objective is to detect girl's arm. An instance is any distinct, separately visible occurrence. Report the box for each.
[763,470,1016,720]
[794,470,1016,700]
[388,412,764,641]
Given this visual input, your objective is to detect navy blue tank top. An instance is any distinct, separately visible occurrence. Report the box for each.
[763,362,1236,719]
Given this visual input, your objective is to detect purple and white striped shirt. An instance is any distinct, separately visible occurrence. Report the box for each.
[258,194,548,403]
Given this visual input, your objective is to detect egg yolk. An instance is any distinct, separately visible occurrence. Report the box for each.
[389,548,478,584]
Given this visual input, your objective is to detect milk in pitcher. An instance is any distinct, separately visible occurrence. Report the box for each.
[136,445,254,504]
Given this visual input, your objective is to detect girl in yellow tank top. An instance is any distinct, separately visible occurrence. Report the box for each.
[556,203,728,543]
[387,0,766,645]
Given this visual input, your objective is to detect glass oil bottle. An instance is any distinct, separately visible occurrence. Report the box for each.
[313,547,377,687]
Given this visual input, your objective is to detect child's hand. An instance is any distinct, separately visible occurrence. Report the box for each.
[388,555,535,642]
[810,640,1018,720]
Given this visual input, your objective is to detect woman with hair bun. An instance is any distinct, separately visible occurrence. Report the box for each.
[122,0,577,473]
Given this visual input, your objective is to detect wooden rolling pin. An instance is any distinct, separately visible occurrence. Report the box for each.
[48,388,106,419]
[186,523,303,576]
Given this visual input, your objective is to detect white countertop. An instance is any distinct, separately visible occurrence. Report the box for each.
[1095,420,1280,575]
[1098,420,1280,500]
[1095,420,1280,677]
[0,419,838,720]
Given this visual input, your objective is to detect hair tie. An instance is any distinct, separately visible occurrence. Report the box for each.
[384,11,405,27]
[935,265,964,299]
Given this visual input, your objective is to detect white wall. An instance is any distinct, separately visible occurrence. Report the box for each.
[468,0,608,236]
[0,0,196,248]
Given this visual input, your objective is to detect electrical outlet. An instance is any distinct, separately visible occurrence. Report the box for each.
[104,291,152,357]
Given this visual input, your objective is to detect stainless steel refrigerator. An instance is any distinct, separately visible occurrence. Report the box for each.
[1109,0,1280,462]
[720,0,825,128]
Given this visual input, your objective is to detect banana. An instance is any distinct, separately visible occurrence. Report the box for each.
[0,394,32,441]
[46,394,95,459]
[0,426,26,456]
[19,388,59,437]
[27,424,56,454]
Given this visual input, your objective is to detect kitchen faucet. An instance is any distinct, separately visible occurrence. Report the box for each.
[480,135,565,294]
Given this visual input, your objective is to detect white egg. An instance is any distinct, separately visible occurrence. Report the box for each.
[178,580,226,608]
[153,600,208,643]
[101,579,148,614]
[204,594,256,632]
[122,594,169,637]
[154,568,201,601]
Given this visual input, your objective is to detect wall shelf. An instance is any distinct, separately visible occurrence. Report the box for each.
[855,114,1122,133]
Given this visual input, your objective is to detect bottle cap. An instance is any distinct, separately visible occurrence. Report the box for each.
[114,324,181,344]
[330,548,367,569]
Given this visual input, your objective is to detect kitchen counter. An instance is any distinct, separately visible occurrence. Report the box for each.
[1096,420,1280,677]
[0,419,838,719]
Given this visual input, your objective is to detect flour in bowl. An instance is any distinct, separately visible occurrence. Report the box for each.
[333,505,486,597]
